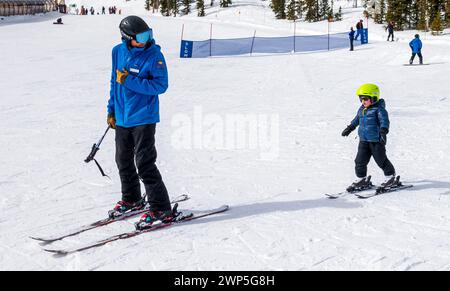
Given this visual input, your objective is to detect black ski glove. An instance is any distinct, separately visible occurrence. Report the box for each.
[342,124,356,137]
[380,127,389,145]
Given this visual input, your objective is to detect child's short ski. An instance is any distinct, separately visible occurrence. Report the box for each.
[356,176,413,199]
[43,205,229,255]
[325,176,375,199]
[30,194,189,243]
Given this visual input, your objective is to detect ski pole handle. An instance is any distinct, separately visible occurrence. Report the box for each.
[84,125,111,163]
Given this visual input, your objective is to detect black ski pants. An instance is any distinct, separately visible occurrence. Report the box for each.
[387,32,394,41]
[410,52,423,64]
[115,124,171,211]
[355,141,395,178]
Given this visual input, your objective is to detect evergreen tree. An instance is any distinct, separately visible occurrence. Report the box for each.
[303,0,318,22]
[220,0,232,7]
[334,6,343,21]
[296,0,305,20]
[446,0,450,26]
[182,0,191,15]
[430,11,443,34]
[170,0,180,16]
[271,0,286,19]
[319,0,332,21]
[416,0,428,30]
[374,0,386,24]
[286,0,298,20]
[197,0,205,16]
[145,0,151,11]
[160,0,170,16]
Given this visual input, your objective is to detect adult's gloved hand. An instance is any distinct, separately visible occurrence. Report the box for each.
[107,112,116,129]
[116,68,129,85]
[380,127,389,145]
[341,124,356,137]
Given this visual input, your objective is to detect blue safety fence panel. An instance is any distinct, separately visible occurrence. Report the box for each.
[180,31,367,58]
[252,36,295,54]
[361,28,369,44]
[212,37,255,57]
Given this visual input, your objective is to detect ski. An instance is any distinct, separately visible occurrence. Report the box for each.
[30,194,190,243]
[325,176,375,199]
[355,184,413,199]
[356,176,413,199]
[43,205,229,255]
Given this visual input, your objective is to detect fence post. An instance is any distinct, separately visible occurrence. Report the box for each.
[293,21,296,53]
[327,20,330,51]
[209,23,213,57]
[250,30,256,56]
[181,23,185,42]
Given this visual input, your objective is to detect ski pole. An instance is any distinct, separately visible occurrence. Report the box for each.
[85,125,111,177]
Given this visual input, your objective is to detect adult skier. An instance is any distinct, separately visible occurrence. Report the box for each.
[354,19,364,41]
[349,27,355,51]
[409,34,423,65]
[386,21,394,41]
[341,84,397,192]
[107,15,174,225]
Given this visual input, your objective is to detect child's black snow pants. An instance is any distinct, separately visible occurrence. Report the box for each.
[355,141,395,178]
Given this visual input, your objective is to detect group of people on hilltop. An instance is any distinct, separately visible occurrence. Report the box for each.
[71,5,120,15]
[348,19,424,65]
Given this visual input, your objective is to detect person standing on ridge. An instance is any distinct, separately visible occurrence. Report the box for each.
[107,15,174,227]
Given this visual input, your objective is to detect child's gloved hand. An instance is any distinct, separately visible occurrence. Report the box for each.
[342,124,356,137]
[380,128,389,145]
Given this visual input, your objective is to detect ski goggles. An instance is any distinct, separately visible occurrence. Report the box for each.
[135,29,153,44]
[359,95,372,102]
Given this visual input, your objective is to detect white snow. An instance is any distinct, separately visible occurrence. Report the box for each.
[1,0,450,270]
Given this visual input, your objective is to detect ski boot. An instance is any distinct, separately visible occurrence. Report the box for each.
[108,199,145,219]
[377,175,401,194]
[346,176,374,193]
[135,203,181,231]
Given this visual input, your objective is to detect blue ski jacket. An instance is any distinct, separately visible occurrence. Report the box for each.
[107,40,168,127]
[409,38,422,53]
[349,30,355,40]
[350,99,390,142]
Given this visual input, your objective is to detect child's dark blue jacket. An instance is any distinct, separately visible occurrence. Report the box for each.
[350,99,390,142]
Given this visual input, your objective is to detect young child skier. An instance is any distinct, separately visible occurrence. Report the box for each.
[341,84,398,192]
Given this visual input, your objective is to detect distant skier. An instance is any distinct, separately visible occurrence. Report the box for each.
[386,21,394,42]
[107,16,174,226]
[409,34,423,65]
[341,84,398,192]
[354,19,364,41]
[349,27,355,51]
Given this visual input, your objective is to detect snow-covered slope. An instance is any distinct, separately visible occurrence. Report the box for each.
[1,0,450,270]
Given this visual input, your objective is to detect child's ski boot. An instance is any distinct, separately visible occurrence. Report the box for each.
[346,176,374,193]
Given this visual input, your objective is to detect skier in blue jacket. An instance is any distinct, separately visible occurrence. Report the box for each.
[349,27,355,51]
[409,34,423,65]
[341,84,397,192]
[107,16,174,227]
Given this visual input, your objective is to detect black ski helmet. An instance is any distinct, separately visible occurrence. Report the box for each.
[119,16,150,41]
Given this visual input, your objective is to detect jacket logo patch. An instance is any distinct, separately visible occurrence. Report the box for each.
[130,68,140,74]
[156,61,165,69]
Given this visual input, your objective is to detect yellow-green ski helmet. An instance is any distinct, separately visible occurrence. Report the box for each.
[356,83,380,102]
